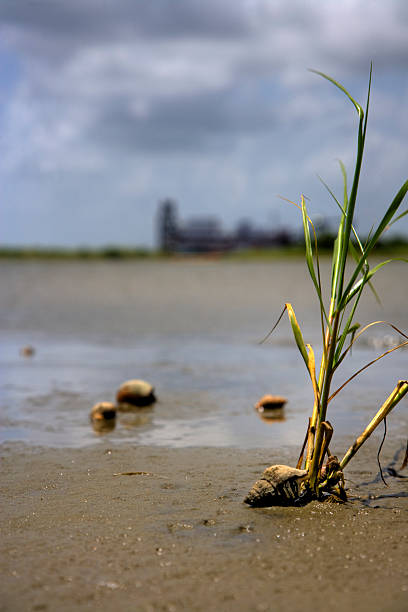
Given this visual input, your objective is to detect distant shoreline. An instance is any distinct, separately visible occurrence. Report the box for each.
[1,241,407,261]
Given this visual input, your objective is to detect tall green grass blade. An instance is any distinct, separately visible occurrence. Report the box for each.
[364,225,375,247]
[336,111,365,305]
[310,70,368,309]
[347,323,361,335]
[317,171,377,305]
[348,239,380,304]
[339,159,348,207]
[335,320,408,370]
[309,69,363,116]
[302,195,317,290]
[316,177,345,303]
[387,208,408,228]
[331,234,341,298]
[329,340,408,403]
[337,158,376,298]
[362,64,372,142]
[364,179,408,248]
[341,179,408,308]
[335,257,407,363]
[259,304,287,344]
[286,302,309,369]
[317,172,366,257]
[334,268,369,364]
[279,194,330,332]
[300,196,328,325]
[343,259,407,307]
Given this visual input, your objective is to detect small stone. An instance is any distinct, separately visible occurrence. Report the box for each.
[116,379,156,407]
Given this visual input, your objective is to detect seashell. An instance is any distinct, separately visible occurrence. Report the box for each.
[244,464,309,507]
[90,401,117,422]
[90,402,117,433]
[255,394,287,412]
[116,379,156,407]
[21,345,35,357]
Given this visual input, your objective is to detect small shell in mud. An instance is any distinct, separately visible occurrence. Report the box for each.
[255,394,287,412]
[244,464,309,507]
[116,379,156,407]
[21,345,35,357]
[90,402,117,433]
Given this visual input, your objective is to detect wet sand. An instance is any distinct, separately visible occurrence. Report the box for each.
[1,440,408,612]
[1,259,407,610]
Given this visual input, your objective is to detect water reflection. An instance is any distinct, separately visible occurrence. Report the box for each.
[90,401,117,434]
[91,419,116,434]
[256,407,286,423]
[118,408,153,429]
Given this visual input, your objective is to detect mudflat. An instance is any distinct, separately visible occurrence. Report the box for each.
[1,260,407,610]
[1,440,407,612]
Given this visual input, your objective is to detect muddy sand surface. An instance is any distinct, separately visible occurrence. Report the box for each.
[1,440,408,612]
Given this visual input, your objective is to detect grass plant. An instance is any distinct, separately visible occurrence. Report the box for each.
[268,67,408,503]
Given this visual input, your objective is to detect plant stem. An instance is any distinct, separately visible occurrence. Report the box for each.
[318,311,340,424]
[306,310,340,486]
[305,298,336,470]
[308,421,333,491]
[340,380,408,470]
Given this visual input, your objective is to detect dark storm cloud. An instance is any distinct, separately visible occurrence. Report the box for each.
[88,85,278,153]
[1,0,408,162]
[0,1,407,246]
[0,0,252,43]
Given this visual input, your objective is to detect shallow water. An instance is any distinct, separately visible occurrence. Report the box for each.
[1,259,407,449]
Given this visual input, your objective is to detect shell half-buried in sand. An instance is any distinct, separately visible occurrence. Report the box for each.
[244,465,309,507]
[116,379,156,408]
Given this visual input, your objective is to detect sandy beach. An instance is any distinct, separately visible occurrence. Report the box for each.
[1,439,408,612]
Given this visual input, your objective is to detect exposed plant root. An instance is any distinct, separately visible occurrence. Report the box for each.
[400,441,408,471]
[244,461,347,508]
[376,417,388,486]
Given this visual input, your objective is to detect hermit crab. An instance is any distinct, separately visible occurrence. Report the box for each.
[244,465,309,507]
[245,422,347,507]
[244,455,346,508]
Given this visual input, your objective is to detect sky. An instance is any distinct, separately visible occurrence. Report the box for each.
[1,0,408,248]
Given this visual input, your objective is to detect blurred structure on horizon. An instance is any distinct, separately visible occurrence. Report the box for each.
[157,199,294,253]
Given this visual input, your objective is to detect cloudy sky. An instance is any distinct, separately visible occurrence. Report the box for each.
[1,0,408,248]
